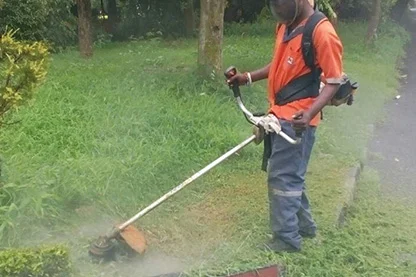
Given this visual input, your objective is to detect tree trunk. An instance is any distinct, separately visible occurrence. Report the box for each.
[366,0,381,44]
[184,0,195,37]
[77,0,93,58]
[198,0,226,77]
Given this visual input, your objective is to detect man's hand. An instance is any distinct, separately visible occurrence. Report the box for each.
[290,83,340,135]
[292,110,312,132]
[305,83,341,119]
[226,73,249,87]
[225,63,272,87]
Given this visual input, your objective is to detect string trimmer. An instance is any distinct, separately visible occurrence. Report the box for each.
[88,66,301,260]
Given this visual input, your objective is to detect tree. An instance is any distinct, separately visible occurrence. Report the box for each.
[0,0,50,42]
[198,0,226,77]
[366,0,382,44]
[76,0,93,57]
[0,0,76,50]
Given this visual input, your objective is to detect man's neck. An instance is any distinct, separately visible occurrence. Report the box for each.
[287,5,315,31]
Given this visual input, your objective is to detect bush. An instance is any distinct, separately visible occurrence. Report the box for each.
[0,245,72,277]
[43,0,78,50]
[224,20,275,37]
[338,0,400,19]
[114,0,188,40]
[0,0,77,49]
[0,29,50,243]
[0,29,49,126]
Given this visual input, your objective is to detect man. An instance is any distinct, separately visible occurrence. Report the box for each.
[227,0,343,253]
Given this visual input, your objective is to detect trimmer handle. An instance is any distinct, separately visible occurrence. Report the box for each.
[224,66,241,98]
[225,65,301,145]
[295,129,304,138]
[292,114,305,138]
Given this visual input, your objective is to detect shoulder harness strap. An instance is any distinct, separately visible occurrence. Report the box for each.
[301,11,326,70]
[274,11,327,106]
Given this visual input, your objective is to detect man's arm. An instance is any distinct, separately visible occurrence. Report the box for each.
[293,83,339,125]
[227,63,271,86]
[249,63,271,82]
[293,20,343,128]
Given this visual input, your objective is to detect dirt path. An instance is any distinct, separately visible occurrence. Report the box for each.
[368,33,416,204]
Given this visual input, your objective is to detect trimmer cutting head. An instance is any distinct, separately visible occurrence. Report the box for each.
[88,225,147,261]
[88,236,117,260]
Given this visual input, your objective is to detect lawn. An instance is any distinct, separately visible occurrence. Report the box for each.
[0,20,412,276]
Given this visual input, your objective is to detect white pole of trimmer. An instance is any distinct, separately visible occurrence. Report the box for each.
[115,135,256,234]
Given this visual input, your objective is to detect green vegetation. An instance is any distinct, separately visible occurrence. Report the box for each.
[0,29,49,125]
[184,169,416,277]
[0,245,71,277]
[0,19,412,276]
[0,0,76,49]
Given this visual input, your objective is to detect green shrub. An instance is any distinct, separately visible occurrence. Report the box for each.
[0,0,76,49]
[0,29,49,126]
[0,0,49,42]
[115,0,187,40]
[43,0,77,50]
[0,245,72,277]
[338,0,400,19]
[224,20,275,37]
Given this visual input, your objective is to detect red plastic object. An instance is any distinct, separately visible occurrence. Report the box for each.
[152,265,281,277]
[227,265,281,277]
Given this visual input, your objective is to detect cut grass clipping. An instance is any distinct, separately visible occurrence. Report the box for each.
[0,19,412,276]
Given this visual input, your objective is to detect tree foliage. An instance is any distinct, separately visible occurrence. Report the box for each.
[0,0,406,48]
[0,29,49,126]
[112,0,193,40]
[337,0,400,19]
[0,0,77,49]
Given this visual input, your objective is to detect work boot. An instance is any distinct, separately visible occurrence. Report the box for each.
[260,238,301,253]
[299,229,316,239]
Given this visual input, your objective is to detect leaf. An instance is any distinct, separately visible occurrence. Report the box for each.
[0,28,49,125]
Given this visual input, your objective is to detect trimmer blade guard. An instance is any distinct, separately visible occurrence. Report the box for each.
[117,225,147,255]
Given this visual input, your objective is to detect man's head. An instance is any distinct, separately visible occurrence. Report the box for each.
[269,0,314,26]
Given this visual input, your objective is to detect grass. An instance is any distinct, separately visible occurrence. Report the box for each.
[0,19,412,276]
[182,169,416,277]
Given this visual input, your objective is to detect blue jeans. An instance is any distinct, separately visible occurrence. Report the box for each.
[267,120,317,249]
